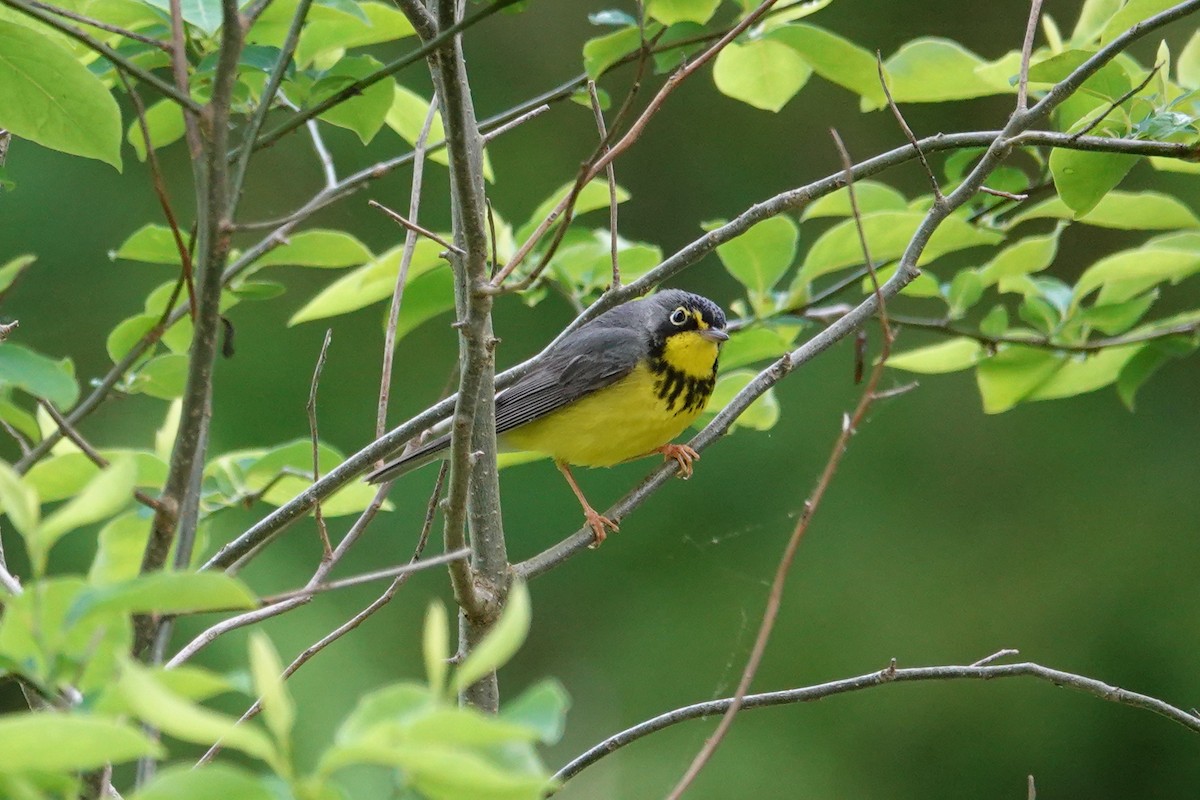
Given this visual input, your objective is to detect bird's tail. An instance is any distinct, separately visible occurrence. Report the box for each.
[364,433,451,484]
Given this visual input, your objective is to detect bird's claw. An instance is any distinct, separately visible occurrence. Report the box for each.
[658,443,700,479]
[584,509,619,549]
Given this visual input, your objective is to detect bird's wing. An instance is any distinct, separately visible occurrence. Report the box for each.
[494,324,644,434]
[365,321,644,484]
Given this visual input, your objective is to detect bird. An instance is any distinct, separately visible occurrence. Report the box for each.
[365,289,729,544]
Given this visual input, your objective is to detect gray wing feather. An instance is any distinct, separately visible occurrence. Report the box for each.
[365,304,648,484]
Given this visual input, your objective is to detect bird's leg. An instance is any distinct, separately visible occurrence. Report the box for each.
[555,460,618,548]
[656,443,700,479]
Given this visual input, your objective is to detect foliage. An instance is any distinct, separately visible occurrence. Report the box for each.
[0,0,1199,797]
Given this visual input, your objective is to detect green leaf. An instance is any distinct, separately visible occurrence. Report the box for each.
[796,211,1002,285]
[314,56,393,143]
[877,38,1010,105]
[453,580,531,693]
[800,181,907,220]
[289,239,445,325]
[0,343,79,406]
[334,683,432,746]
[946,270,984,318]
[887,338,983,374]
[406,707,541,747]
[582,25,641,80]
[1008,191,1200,230]
[979,305,1009,337]
[424,600,449,696]
[113,224,181,265]
[1049,145,1139,216]
[1072,0,1122,44]
[979,227,1063,289]
[1117,339,1191,409]
[1179,27,1200,87]
[1100,0,1178,43]
[715,215,799,296]
[236,439,389,516]
[130,353,190,399]
[699,369,780,431]
[517,180,631,243]
[1080,291,1157,335]
[0,713,162,772]
[142,0,221,34]
[107,314,158,363]
[293,0,415,65]
[0,21,122,169]
[1027,49,1132,101]
[118,660,277,765]
[25,450,166,503]
[549,231,662,294]
[250,631,295,745]
[0,253,35,296]
[127,98,187,161]
[769,23,885,105]
[720,326,800,370]
[1074,247,1200,305]
[646,0,720,25]
[0,460,38,536]
[975,346,1064,413]
[254,230,373,268]
[129,764,276,800]
[71,571,257,620]
[713,38,811,112]
[860,264,942,298]
[500,679,570,745]
[36,456,137,559]
[1025,344,1141,402]
[88,512,152,586]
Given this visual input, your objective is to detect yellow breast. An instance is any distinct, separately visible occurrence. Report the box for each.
[502,331,720,467]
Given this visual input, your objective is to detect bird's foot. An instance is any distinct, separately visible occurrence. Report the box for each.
[658,443,700,479]
[584,508,620,549]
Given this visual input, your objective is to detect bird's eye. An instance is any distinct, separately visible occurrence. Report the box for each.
[669,307,689,326]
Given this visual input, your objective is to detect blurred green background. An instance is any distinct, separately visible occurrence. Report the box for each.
[3,0,1200,796]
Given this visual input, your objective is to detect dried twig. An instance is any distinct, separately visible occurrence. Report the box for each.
[369,199,463,256]
[307,330,334,558]
[1016,0,1045,112]
[587,81,620,290]
[1069,62,1163,142]
[876,51,942,202]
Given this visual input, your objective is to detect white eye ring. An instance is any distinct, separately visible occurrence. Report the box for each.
[670,307,689,326]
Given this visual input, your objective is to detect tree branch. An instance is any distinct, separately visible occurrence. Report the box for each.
[552,655,1200,788]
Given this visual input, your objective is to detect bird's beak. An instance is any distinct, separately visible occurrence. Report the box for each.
[700,328,730,343]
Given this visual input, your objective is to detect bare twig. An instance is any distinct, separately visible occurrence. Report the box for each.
[553,657,1200,787]
[369,199,463,256]
[890,314,1200,353]
[971,648,1020,667]
[28,0,169,50]
[307,330,334,558]
[1068,62,1163,142]
[876,51,942,202]
[480,103,550,144]
[377,97,440,440]
[587,81,621,290]
[0,522,22,596]
[979,186,1029,201]
[1016,0,1045,112]
[261,546,469,604]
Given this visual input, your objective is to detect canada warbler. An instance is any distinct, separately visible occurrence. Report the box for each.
[365,289,729,544]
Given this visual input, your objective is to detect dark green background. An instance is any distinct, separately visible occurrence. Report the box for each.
[2,0,1199,797]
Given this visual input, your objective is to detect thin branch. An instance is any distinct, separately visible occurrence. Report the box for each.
[196,463,447,767]
[480,103,550,145]
[890,314,1200,353]
[391,0,438,39]
[553,656,1200,787]
[876,51,942,202]
[28,0,170,50]
[0,522,22,596]
[307,330,334,558]
[587,81,620,290]
[377,97,440,440]
[38,400,161,511]
[1016,0,1045,112]
[0,0,202,113]
[1068,62,1163,142]
[229,0,314,206]
[204,128,1200,573]
[369,199,463,256]
[261,546,470,604]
